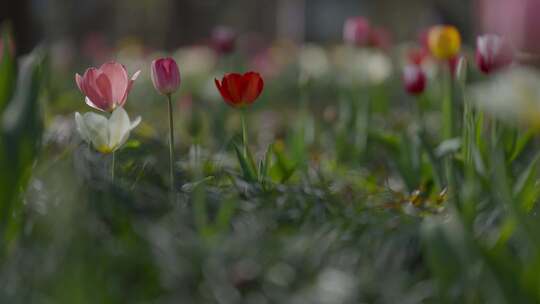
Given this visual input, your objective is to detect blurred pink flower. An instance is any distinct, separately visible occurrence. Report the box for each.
[475,34,513,74]
[151,57,181,95]
[448,55,463,78]
[343,17,371,46]
[478,0,540,55]
[76,61,140,112]
[407,47,430,66]
[211,26,237,55]
[81,32,112,63]
[403,64,426,96]
[368,27,392,50]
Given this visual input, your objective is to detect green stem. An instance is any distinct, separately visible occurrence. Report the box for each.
[240,108,248,158]
[167,94,175,193]
[442,65,459,206]
[111,151,116,182]
[442,66,454,140]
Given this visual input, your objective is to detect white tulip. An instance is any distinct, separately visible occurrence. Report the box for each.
[75,107,141,154]
[470,66,540,129]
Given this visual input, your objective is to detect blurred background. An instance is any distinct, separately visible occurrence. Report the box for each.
[3,0,473,54]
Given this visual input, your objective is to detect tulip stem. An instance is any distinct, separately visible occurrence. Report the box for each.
[111,151,116,182]
[240,109,248,158]
[167,94,175,194]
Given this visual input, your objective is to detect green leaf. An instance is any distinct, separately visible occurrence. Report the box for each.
[258,143,273,184]
[513,152,540,212]
[0,50,44,247]
[233,143,257,182]
[0,25,17,113]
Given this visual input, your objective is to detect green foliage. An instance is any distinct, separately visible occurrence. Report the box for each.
[0,47,45,253]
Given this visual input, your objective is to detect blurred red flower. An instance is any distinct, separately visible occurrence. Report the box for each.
[475,34,513,74]
[403,64,426,96]
[215,72,264,108]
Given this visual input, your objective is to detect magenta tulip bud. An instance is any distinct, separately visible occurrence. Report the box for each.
[403,64,427,96]
[151,57,181,95]
[475,34,513,74]
[211,26,236,55]
[343,17,371,46]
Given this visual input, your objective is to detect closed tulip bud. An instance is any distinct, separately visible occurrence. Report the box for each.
[211,26,236,55]
[75,107,141,154]
[76,62,140,112]
[215,72,264,108]
[151,57,181,95]
[343,17,371,47]
[403,64,427,96]
[427,25,461,60]
[475,34,513,74]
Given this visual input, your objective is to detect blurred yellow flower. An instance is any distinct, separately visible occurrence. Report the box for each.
[428,26,461,60]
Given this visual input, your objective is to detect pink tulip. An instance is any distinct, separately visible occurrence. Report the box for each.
[477,0,540,55]
[76,62,140,112]
[403,64,426,96]
[475,34,513,74]
[151,57,181,95]
[211,26,236,55]
[343,17,371,46]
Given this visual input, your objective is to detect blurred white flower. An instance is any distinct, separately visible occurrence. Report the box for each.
[75,107,141,154]
[333,46,392,86]
[174,46,217,79]
[298,44,330,82]
[470,66,540,128]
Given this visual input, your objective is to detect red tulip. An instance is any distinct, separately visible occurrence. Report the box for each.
[403,64,426,96]
[215,72,264,108]
[448,55,462,77]
[343,17,371,46]
[211,26,236,55]
[475,34,513,74]
[151,57,181,95]
[368,27,392,50]
[408,47,430,66]
[76,61,140,112]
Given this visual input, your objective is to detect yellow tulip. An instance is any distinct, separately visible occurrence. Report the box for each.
[428,25,461,60]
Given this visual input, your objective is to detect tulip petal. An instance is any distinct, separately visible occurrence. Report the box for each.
[100,62,129,104]
[130,116,141,130]
[75,112,91,143]
[120,70,141,106]
[95,73,113,107]
[82,112,110,153]
[223,73,244,105]
[75,73,84,92]
[215,78,233,105]
[81,68,110,111]
[242,72,264,104]
[108,107,131,151]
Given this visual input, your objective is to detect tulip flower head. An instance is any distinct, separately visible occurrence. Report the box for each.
[76,62,140,112]
[215,72,264,108]
[343,17,371,47]
[403,64,427,96]
[368,27,392,50]
[476,34,513,74]
[427,25,461,60]
[211,26,237,55]
[75,107,141,154]
[151,57,181,95]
